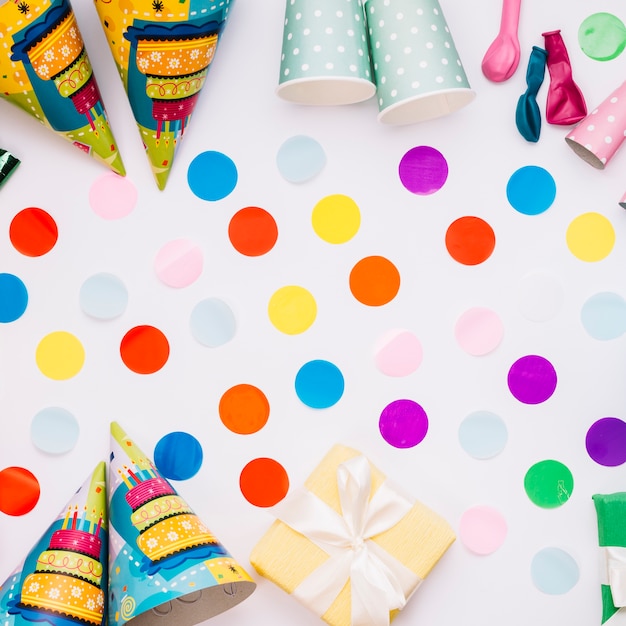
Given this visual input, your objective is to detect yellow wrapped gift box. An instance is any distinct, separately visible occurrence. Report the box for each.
[250,445,455,626]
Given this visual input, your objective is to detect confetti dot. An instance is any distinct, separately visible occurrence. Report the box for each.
[507,355,557,404]
[531,547,579,594]
[524,460,573,508]
[31,407,79,454]
[458,411,508,459]
[88,172,137,219]
[154,238,203,288]
[79,273,128,320]
[312,194,361,244]
[566,212,615,262]
[188,151,238,201]
[153,431,203,480]
[349,255,400,306]
[398,145,448,195]
[9,207,58,256]
[445,216,495,265]
[517,272,564,322]
[506,166,556,215]
[240,457,289,507]
[120,325,169,374]
[581,292,626,340]
[459,505,507,555]
[276,135,326,183]
[0,466,40,516]
[578,13,626,61]
[229,207,278,256]
[374,329,423,377]
[268,286,317,335]
[36,331,85,380]
[585,417,626,466]
[190,298,237,347]
[379,399,428,448]
[295,360,345,409]
[0,273,28,323]
[454,307,504,356]
[219,384,270,435]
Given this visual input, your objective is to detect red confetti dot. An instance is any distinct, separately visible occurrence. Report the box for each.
[10,207,58,257]
[0,466,40,515]
[120,325,170,374]
[228,207,278,256]
[445,216,496,265]
[240,457,289,507]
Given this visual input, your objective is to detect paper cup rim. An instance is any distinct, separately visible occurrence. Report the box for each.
[276,76,376,106]
[564,137,607,170]
[377,87,476,125]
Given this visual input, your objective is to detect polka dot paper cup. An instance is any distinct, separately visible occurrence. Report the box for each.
[277,0,376,105]
[565,80,626,169]
[366,0,475,124]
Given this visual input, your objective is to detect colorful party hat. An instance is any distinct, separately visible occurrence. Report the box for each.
[0,0,125,175]
[0,462,108,626]
[93,1,233,190]
[108,422,255,626]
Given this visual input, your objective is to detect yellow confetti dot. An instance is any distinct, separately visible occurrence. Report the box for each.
[566,212,615,262]
[312,194,361,244]
[36,331,85,380]
[268,286,317,335]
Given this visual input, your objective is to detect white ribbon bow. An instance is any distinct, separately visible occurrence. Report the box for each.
[271,454,422,626]
[604,547,626,608]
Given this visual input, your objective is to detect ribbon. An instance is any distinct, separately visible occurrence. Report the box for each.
[271,455,422,626]
[603,547,626,608]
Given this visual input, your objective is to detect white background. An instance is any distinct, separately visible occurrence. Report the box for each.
[2,1,626,625]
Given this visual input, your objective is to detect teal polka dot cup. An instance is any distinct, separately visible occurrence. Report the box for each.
[365,0,475,124]
[277,0,376,105]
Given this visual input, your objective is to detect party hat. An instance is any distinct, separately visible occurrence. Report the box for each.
[0,462,108,626]
[0,0,125,175]
[93,1,233,190]
[108,422,255,626]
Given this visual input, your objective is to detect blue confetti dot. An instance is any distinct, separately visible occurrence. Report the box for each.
[506,166,556,215]
[187,151,238,201]
[581,292,626,340]
[295,359,345,409]
[154,431,203,481]
[0,273,28,323]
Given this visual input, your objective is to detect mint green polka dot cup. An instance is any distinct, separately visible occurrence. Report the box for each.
[278,0,376,105]
[366,0,475,124]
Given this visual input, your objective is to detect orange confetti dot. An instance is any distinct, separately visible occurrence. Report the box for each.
[120,325,170,374]
[10,207,58,257]
[228,207,278,256]
[445,216,496,265]
[240,457,289,507]
[219,384,270,434]
[0,466,40,516]
[349,255,400,306]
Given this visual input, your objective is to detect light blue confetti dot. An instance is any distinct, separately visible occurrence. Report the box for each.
[276,135,326,183]
[581,292,626,340]
[79,273,128,320]
[531,547,579,594]
[190,298,237,347]
[31,407,79,454]
[458,410,508,459]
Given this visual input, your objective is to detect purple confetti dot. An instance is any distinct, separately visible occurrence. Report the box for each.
[586,417,626,466]
[379,399,429,448]
[398,146,448,195]
[507,355,557,404]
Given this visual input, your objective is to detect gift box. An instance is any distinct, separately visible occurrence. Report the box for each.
[250,445,455,626]
[593,492,626,624]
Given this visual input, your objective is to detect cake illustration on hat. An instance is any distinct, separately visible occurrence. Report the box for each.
[0,462,108,626]
[0,0,125,175]
[108,422,255,626]
[93,0,234,190]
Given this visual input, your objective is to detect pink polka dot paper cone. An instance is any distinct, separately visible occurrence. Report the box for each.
[0,462,109,626]
[565,80,626,170]
[619,190,626,209]
[107,422,256,626]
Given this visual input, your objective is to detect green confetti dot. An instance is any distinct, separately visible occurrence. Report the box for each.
[524,460,574,508]
[578,13,626,61]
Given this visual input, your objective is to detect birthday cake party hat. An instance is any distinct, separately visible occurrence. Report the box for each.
[0,462,108,626]
[107,422,255,626]
[93,0,234,190]
[0,0,125,175]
